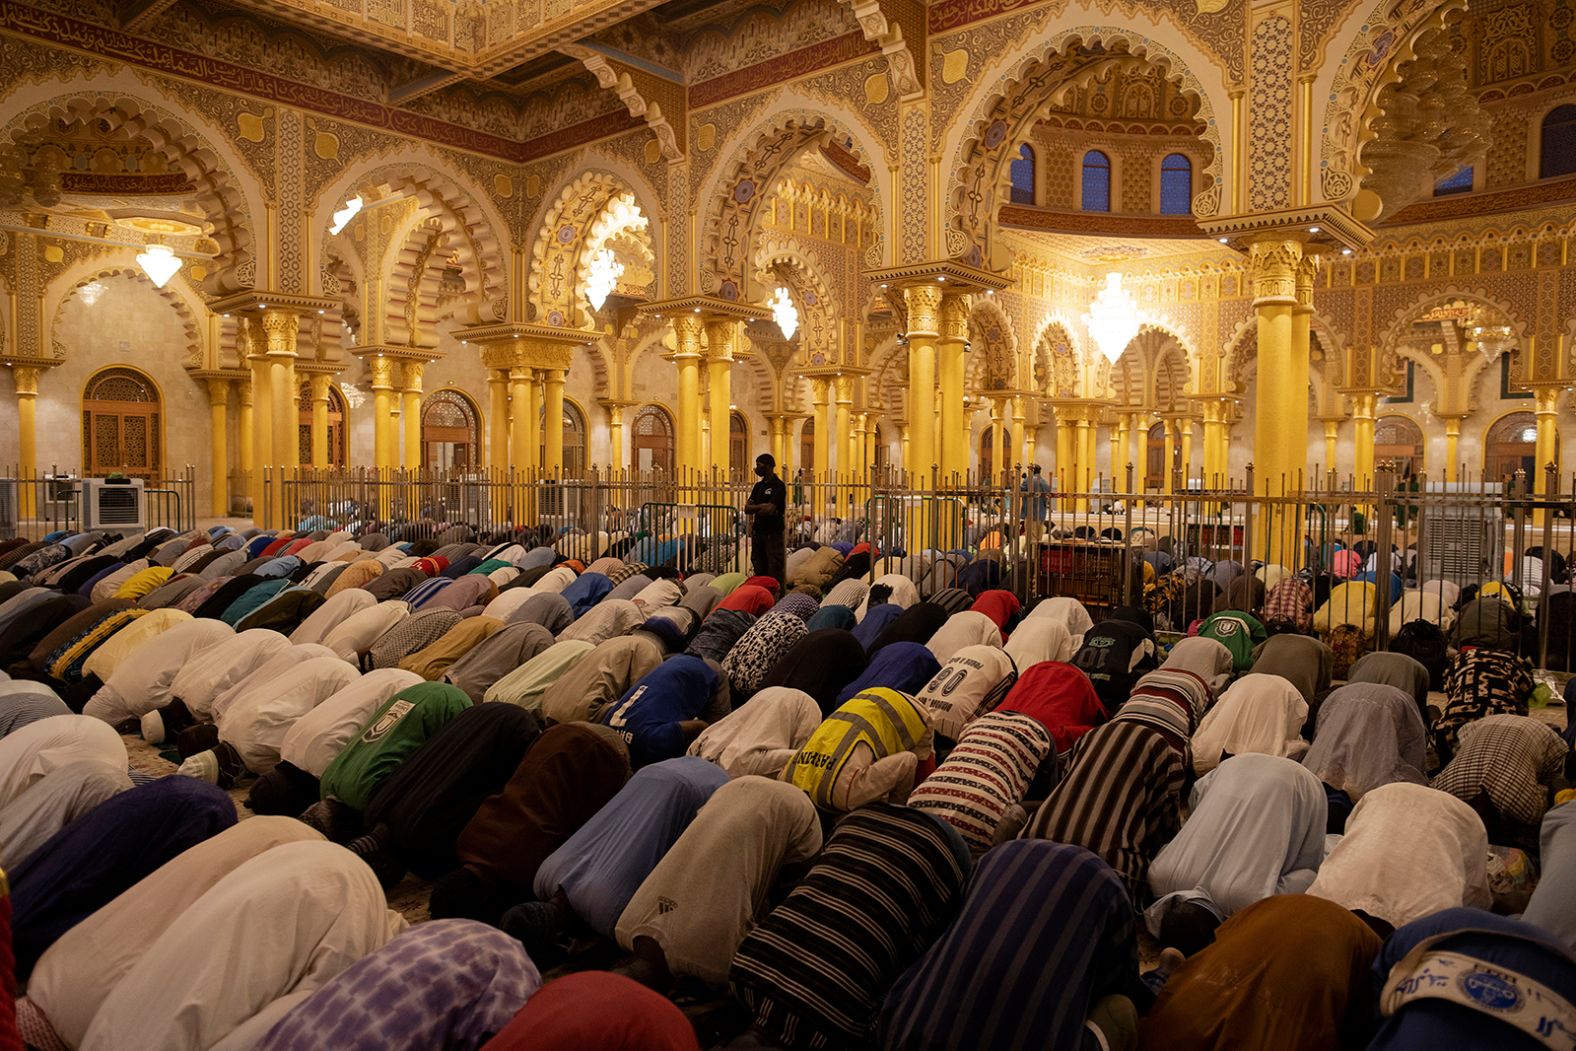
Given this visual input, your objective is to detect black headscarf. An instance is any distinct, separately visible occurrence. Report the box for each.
[868,602,949,655]
[758,628,869,715]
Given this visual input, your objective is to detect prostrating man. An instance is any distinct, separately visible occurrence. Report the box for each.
[745,453,788,590]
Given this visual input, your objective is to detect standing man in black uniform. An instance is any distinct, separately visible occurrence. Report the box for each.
[745,452,787,588]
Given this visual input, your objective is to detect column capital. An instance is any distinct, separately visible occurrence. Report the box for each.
[203,376,231,406]
[365,354,398,390]
[261,308,300,357]
[1294,252,1322,312]
[400,359,425,390]
[702,317,742,363]
[308,372,333,400]
[938,290,972,342]
[901,283,942,336]
[11,364,42,396]
[1248,238,1304,306]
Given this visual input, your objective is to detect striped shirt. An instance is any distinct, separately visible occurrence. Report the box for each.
[910,712,1051,856]
[1021,719,1185,899]
[730,804,970,1049]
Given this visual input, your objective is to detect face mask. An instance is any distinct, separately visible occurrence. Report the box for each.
[754,464,768,477]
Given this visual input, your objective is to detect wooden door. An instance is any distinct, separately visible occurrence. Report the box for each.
[82,368,161,479]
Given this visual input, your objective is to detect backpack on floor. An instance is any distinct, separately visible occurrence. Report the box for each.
[1391,619,1448,692]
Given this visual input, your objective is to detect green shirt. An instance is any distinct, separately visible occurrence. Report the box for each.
[319,682,472,811]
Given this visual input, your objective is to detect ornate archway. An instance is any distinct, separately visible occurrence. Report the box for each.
[631,403,675,474]
[1375,414,1424,475]
[421,388,481,470]
[82,366,161,479]
[297,384,348,468]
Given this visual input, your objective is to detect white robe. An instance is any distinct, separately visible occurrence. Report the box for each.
[1307,782,1491,929]
[281,669,423,778]
[0,760,130,870]
[215,656,362,775]
[854,574,919,622]
[0,714,127,812]
[1191,673,1308,774]
[78,839,404,1051]
[925,611,1004,665]
[320,602,410,663]
[686,687,822,778]
[289,588,377,646]
[558,599,644,645]
[1026,597,1093,645]
[170,629,293,721]
[82,619,235,724]
[209,644,338,725]
[1002,618,1073,671]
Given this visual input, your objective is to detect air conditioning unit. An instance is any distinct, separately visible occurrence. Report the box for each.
[0,480,17,538]
[81,478,146,531]
[1419,481,1503,587]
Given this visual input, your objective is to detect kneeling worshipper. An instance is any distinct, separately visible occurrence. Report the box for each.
[430,723,631,925]
[1347,650,1433,717]
[481,971,699,1051]
[1069,611,1158,711]
[178,655,360,787]
[66,840,404,1051]
[1246,632,1332,710]
[909,710,1053,856]
[288,588,377,646]
[1019,713,1186,899]
[161,627,292,733]
[599,655,731,768]
[9,775,235,976]
[398,615,504,681]
[1368,908,1576,1051]
[781,687,934,811]
[877,840,1141,1051]
[1524,802,1576,950]
[1002,616,1075,670]
[686,608,757,665]
[924,611,1006,665]
[913,645,1019,744]
[1026,596,1094,644]
[1159,636,1234,695]
[1436,647,1536,763]
[1300,682,1429,821]
[348,702,543,885]
[1146,754,1327,952]
[310,682,472,839]
[730,804,971,1050]
[615,775,822,989]
[1115,668,1211,760]
[0,679,70,739]
[867,603,949,656]
[1431,713,1568,848]
[721,611,808,700]
[443,622,556,703]
[1308,782,1492,935]
[1138,895,1382,1051]
[253,919,542,1051]
[1190,672,1308,775]
[834,641,942,708]
[686,686,822,779]
[538,634,668,725]
[79,618,233,729]
[994,660,1107,754]
[558,598,644,646]
[510,756,730,952]
[0,759,130,869]
[248,668,423,816]
[484,638,595,711]
[758,629,869,715]
[0,713,126,812]
[22,817,323,1048]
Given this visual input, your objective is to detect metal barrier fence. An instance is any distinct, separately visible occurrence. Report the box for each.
[263,461,1576,671]
[1,465,197,539]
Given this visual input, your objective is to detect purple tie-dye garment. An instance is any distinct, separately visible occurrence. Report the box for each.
[255,919,540,1051]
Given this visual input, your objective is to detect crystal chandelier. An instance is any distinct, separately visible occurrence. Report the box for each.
[136,243,182,288]
[583,247,624,312]
[1469,320,1515,367]
[770,286,798,340]
[1083,272,1141,364]
[329,195,363,235]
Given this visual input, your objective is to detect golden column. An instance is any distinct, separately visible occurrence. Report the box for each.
[241,318,272,517]
[509,368,538,470]
[1013,397,1031,470]
[308,374,332,468]
[204,377,230,516]
[703,319,738,478]
[832,374,853,473]
[1320,416,1343,484]
[903,285,941,480]
[1200,400,1231,487]
[262,310,299,527]
[487,369,509,470]
[1112,413,1130,485]
[1351,391,1378,490]
[990,399,1007,483]
[1161,418,1177,494]
[13,365,40,518]
[542,368,566,474]
[369,356,397,471]
[1054,409,1075,498]
[400,361,424,469]
[671,315,704,477]
[1128,413,1145,485]
[1249,239,1307,495]
[811,378,831,478]
[1442,415,1464,483]
[237,376,254,507]
[1534,386,1561,501]
[937,290,971,482]
[1179,418,1196,488]
[606,402,628,473]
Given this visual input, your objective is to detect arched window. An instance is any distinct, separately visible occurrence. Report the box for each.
[1485,412,1549,484]
[1374,416,1424,476]
[800,417,815,476]
[1540,105,1576,178]
[1159,153,1192,215]
[297,383,348,467]
[1434,166,1474,196]
[631,404,674,474]
[1144,421,1166,490]
[420,389,481,470]
[82,367,161,479]
[1081,150,1111,212]
[540,401,588,474]
[978,424,1012,481]
[729,410,750,479]
[1009,144,1036,205]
